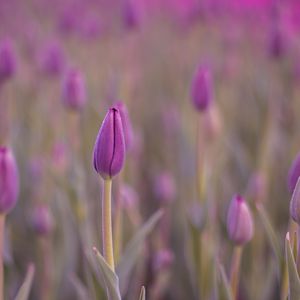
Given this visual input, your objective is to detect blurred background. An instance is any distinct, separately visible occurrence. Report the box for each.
[1,0,300,299]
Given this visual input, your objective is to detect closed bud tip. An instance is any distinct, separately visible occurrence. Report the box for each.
[226,195,254,246]
[93,107,126,179]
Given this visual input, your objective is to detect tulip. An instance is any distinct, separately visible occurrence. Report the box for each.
[0,39,17,84]
[31,204,54,236]
[0,147,19,300]
[227,195,253,300]
[154,171,176,204]
[114,101,134,151]
[62,68,86,111]
[0,147,19,214]
[227,195,254,245]
[39,41,65,76]
[93,107,126,271]
[288,152,300,194]
[190,64,213,112]
[93,107,125,180]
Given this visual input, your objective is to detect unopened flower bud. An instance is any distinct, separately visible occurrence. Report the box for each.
[0,147,19,214]
[153,249,174,272]
[154,172,176,204]
[114,101,133,151]
[0,39,17,83]
[31,204,54,236]
[93,107,125,179]
[62,68,86,111]
[290,177,300,225]
[226,195,254,246]
[288,152,300,194]
[39,41,65,76]
[190,65,213,112]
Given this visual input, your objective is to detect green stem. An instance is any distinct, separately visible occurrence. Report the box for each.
[102,179,115,270]
[230,246,243,300]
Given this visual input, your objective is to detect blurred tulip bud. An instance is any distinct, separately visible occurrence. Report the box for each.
[154,171,176,204]
[28,157,44,187]
[268,27,285,59]
[190,64,213,112]
[62,68,86,111]
[31,204,54,236]
[51,141,68,173]
[93,107,125,179]
[226,195,254,246]
[247,172,267,204]
[153,249,174,272]
[0,39,17,84]
[39,41,65,76]
[0,147,19,214]
[188,202,206,231]
[290,176,300,224]
[288,152,300,194]
[120,184,139,209]
[114,101,134,151]
[123,1,139,29]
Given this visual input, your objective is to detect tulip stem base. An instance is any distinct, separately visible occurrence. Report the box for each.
[0,214,5,300]
[230,246,243,300]
[102,179,115,271]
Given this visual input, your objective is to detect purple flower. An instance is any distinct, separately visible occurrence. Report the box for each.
[190,64,213,112]
[226,195,254,246]
[114,101,134,151]
[0,39,17,84]
[268,27,285,59]
[62,68,87,111]
[290,177,300,225]
[93,107,126,179]
[153,249,174,272]
[123,1,139,29]
[39,41,65,76]
[154,171,176,204]
[31,204,54,236]
[0,147,19,214]
[288,152,300,194]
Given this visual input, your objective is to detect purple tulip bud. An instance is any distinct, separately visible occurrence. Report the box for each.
[93,107,126,179]
[190,65,213,112]
[62,68,86,111]
[123,1,139,29]
[226,195,254,246]
[154,171,176,204]
[290,177,300,224]
[120,184,139,209]
[268,27,285,59]
[0,147,19,214]
[153,249,174,272]
[0,39,17,84]
[114,101,134,151]
[31,204,54,236]
[39,41,65,76]
[288,152,300,194]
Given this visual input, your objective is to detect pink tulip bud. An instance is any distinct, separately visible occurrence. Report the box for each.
[0,147,19,214]
[226,195,254,245]
[0,39,17,84]
[190,64,213,112]
[93,107,126,179]
[31,204,54,236]
[62,68,87,111]
[154,172,176,204]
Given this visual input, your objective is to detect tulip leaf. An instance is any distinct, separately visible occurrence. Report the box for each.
[93,247,121,300]
[217,263,233,300]
[117,209,163,294]
[14,263,35,300]
[139,286,146,300]
[285,233,300,300]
